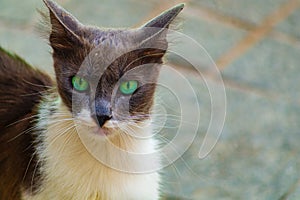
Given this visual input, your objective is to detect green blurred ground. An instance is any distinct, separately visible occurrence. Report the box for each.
[1,0,300,199]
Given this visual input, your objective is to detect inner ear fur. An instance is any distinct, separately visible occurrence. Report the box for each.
[43,0,84,51]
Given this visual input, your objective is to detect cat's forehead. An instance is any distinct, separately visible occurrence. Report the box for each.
[75,30,131,78]
[83,29,137,67]
[86,29,136,59]
[85,28,137,50]
[90,29,132,46]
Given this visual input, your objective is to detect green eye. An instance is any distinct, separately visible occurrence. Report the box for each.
[119,80,138,95]
[72,76,89,92]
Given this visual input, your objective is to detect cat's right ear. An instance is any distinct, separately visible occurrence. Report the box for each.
[43,0,83,52]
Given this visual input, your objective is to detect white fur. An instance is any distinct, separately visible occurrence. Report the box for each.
[22,96,161,200]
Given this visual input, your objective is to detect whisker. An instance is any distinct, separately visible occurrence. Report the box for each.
[20,92,45,97]
[157,133,202,179]
[161,152,184,196]
[6,114,39,127]
[31,153,42,195]
[22,79,53,89]
[8,126,37,142]
[22,150,37,183]
[56,125,76,154]
[46,123,76,150]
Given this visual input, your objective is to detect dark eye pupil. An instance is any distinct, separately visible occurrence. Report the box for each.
[126,81,130,89]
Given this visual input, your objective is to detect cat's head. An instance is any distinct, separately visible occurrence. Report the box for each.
[44,0,184,137]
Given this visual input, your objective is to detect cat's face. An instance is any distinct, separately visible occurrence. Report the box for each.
[44,0,183,137]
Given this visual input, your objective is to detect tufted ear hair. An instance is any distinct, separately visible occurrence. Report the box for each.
[43,0,84,52]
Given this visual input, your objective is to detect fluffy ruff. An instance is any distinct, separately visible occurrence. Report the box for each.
[22,94,161,200]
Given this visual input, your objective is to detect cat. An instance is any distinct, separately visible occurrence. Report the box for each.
[0,0,184,199]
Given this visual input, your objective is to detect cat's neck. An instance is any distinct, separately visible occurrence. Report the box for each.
[23,94,161,199]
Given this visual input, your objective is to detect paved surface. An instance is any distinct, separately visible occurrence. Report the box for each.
[1,0,300,199]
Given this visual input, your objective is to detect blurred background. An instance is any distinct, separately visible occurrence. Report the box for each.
[1,0,300,199]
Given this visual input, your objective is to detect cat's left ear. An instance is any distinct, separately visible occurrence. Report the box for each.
[136,3,184,47]
[142,3,184,30]
[43,0,83,52]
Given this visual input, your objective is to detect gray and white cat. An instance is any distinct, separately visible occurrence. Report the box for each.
[0,0,184,199]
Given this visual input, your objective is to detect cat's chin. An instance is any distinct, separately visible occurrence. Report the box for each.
[93,127,111,137]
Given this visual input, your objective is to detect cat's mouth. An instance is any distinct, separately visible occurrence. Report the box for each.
[75,116,119,137]
[75,109,136,138]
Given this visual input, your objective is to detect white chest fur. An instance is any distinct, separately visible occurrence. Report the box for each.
[22,99,161,200]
